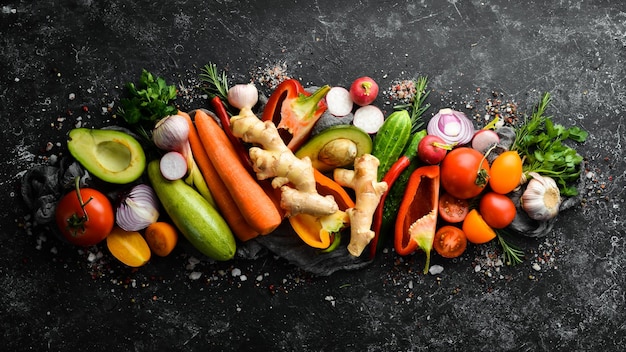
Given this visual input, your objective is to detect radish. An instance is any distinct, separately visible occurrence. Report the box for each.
[418,134,451,165]
[325,86,354,116]
[159,151,188,180]
[352,105,384,134]
[350,76,379,106]
[471,129,500,153]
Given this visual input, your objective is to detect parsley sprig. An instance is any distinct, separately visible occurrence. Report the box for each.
[512,92,588,196]
[117,69,178,142]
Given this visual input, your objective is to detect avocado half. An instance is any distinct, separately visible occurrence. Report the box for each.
[295,125,372,172]
[67,128,146,184]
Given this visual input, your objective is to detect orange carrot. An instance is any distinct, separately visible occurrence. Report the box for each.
[179,110,260,241]
[192,109,283,236]
[144,221,178,257]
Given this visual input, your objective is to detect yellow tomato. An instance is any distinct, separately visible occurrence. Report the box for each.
[489,151,523,194]
[462,209,496,244]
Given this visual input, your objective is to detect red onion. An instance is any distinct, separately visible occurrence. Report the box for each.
[116,184,160,231]
[427,108,475,146]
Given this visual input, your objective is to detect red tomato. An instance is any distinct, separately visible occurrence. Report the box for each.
[462,209,496,244]
[479,192,517,229]
[489,151,523,194]
[440,147,490,199]
[55,187,115,246]
[433,225,467,258]
[438,192,469,223]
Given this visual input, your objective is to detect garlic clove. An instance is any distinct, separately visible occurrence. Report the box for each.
[228,83,259,110]
[152,114,190,152]
[521,172,561,221]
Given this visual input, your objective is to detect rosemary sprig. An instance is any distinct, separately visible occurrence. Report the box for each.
[496,231,525,266]
[199,63,230,101]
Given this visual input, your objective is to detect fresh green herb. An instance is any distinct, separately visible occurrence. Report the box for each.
[117,69,178,141]
[496,231,525,266]
[199,63,230,101]
[512,92,588,196]
[394,76,430,133]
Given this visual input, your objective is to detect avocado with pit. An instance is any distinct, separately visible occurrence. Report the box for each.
[295,125,372,172]
[67,128,146,184]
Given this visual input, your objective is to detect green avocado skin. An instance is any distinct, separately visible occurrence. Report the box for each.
[67,128,146,184]
[295,124,372,172]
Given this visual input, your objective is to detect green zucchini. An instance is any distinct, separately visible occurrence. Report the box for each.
[371,110,412,181]
[147,160,236,261]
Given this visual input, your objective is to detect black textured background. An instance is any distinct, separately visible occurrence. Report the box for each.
[2,1,625,351]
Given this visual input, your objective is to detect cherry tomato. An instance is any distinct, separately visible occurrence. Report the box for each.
[462,209,496,244]
[438,192,469,223]
[440,147,490,199]
[489,151,523,194]
[55,187,115,247]
[433,225,467,258]
[479,192,517,229]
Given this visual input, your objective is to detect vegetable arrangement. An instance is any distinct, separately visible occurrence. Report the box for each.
[26,66,588,276]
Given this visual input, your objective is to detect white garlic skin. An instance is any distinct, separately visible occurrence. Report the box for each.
[228,84,259,110]
[521,172,562,221]
[152,114,190,152]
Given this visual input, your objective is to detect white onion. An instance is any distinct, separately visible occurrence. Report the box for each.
[116,184,160,231]
[427,108,475,146]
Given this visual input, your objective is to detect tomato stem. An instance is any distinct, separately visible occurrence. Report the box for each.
[475,144,497,187]
[65,177,93,236]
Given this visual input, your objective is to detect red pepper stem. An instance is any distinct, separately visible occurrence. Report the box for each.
[369,155,411,259]
[261,79,304,123]
[287,85,331,122]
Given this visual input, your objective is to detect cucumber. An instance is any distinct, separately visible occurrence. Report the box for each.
[147,160,236,261]
[371,110,412,181]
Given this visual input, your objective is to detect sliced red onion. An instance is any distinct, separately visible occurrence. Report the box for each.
[427,108,475,146]
[116,184,160,231]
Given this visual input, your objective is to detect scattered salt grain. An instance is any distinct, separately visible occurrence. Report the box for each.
[532,263,541,271]
[231,268,242,277]
[429,265,444,275]
[188,271,202,281]
[325,295,336,307]
[69,93,76,100]
[186,256,200,270]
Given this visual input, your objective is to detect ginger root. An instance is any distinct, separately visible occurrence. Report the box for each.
[230,107,338,217]
[334,154,388,257]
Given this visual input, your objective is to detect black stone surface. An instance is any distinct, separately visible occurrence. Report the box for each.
[2,1,625,351]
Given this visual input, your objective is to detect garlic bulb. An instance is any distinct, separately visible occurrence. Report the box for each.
[153,114,190,153]
[521,172,561,221]
[228,83,258,110]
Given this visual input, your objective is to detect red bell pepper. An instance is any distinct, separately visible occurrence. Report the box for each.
[394,165,440,274]
[261,79,330,151]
